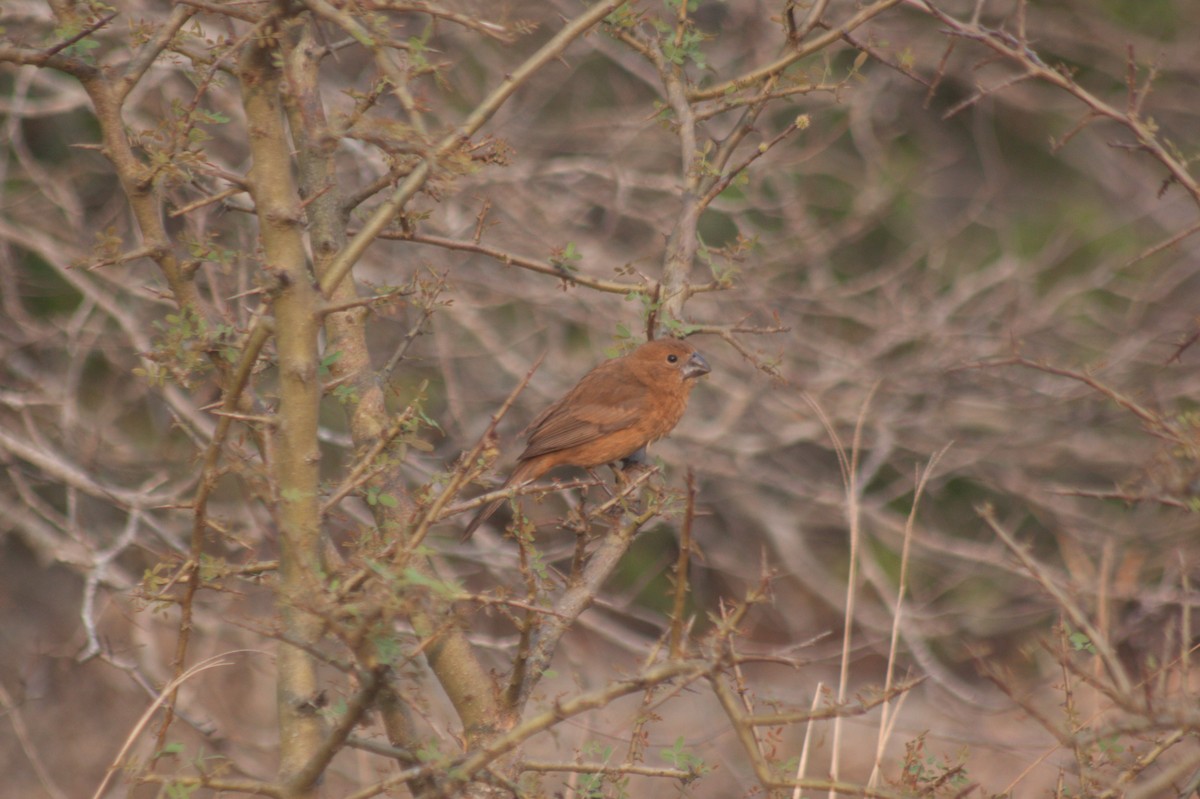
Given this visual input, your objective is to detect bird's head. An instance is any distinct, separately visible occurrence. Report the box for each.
[629,338,711,385]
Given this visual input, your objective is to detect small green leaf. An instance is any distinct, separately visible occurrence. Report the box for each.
[156,742,186,757]
[549,241,583,273]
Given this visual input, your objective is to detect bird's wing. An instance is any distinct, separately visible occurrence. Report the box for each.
[521,384,644,460]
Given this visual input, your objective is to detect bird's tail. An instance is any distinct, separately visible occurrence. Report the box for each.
[461,460,537,540]
[461,494,506,541]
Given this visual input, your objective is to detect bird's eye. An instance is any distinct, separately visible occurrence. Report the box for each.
[667,354,678,363]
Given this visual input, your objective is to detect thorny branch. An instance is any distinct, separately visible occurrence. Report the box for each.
[912,0,1200,207]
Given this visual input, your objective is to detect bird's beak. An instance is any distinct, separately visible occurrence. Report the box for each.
[683,351,711,380]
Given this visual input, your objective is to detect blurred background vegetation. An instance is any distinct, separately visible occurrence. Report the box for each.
[3,0,1200,796]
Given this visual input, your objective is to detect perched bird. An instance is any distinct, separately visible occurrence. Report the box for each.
[462,338,711,539]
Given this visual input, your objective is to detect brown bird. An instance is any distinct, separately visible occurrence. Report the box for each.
[462,338,711,539]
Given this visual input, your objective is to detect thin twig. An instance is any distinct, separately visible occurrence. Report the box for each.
[403,353,545,554]
[94,654,258,799]
[977,504,1133,698]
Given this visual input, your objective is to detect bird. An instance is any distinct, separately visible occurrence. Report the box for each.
[462,338,711,539]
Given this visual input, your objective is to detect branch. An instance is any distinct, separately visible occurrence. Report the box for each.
[402,352,545,554]
[688,0,904,101]
[285,666,389,795]
[519,760,693,780]
[94,655,249,799]
[458,659,708,779]
[320,405,417,515]
[116,5,196,103]
[378,230,650,295]
[0,427,173,510]
[364,1,520,42]
[317,0,626,299]
[506,469,662,714]
[698,115,807,209]
[709,672,913,799]
[977,504,1134,698]
[42,12,118,60]
[964,355,1181,444]
[915,0,1200,207]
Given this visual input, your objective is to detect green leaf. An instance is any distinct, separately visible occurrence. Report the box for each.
[660,735,707,773]
[156,742,186,758]
[549,241,583,273]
